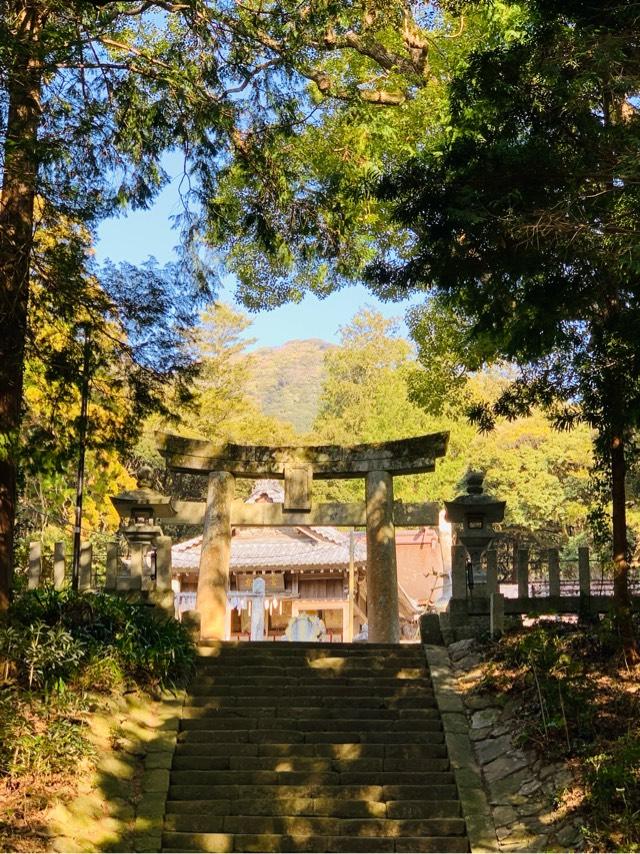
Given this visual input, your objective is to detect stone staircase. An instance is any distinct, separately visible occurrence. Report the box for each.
[162,642,469,853]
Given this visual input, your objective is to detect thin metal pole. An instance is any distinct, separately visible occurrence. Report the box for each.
[72,327,91,591]
[347,527,355,642]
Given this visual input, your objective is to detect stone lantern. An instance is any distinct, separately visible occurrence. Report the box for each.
[444,470,505,591]
[110,466,175,595]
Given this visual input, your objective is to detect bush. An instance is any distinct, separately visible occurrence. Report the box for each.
[493,624,597,751]
[1,588,196,691]
[0,622,84,691]
[75,655,125,694]
[584,732,640,851]
[0,687,92,777]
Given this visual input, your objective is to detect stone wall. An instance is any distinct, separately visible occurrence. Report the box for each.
[427,639,584,853]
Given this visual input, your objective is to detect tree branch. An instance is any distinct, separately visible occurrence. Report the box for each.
[302,68,407,106]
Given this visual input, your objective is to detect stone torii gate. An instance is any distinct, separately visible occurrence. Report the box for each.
[158,431,448,643]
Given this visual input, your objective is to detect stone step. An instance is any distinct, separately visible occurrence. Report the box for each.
[162,831,468,853]
[183,695,434,710]
[169,771,456,792]
[179,716,443,732]
[193,667,430,679]
[165,798,461,819]
[190,658,430,679]
[163,644,467,854]
[188,677,433,689]
[162,832,469,854]
[164,814,466,836]
[174,742,449,759]
[167,784,460,802]
[196,641,424,651]
[192,656,426,666]
[182,703,441,720]
[191,676,431,687]
[193,665,428,677]
[186,686,437,700]
[177,729,445,745]
[172,756,450,773]
[195,654,427,665]
[165,798,382,818]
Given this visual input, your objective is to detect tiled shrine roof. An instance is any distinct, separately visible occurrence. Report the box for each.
[172,528,367,572]
[173,479,367,571]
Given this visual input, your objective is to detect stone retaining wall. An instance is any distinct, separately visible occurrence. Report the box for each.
[426,640,583,853]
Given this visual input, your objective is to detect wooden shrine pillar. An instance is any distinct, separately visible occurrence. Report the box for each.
[197,471,235,639]
[365,470,400,644]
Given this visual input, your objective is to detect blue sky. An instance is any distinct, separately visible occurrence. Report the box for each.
[95,168,421,349]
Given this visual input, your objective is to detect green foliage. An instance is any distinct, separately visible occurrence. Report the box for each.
[368,0,640,618]
[1,588,196,690]
[161,302,299,450]
[0,688,92,777]
[406,296,484,417]
[314,307,423,445]
[203,2,508,303]
[0,622,84,692]
[497,625,596,750]
[0,588,195,805]
[473,411,593,534]
[311,306,594,535]
[312,307,436,503]
[584,734,640,851]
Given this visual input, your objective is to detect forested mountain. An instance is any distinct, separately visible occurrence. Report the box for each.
[246,340,334,434]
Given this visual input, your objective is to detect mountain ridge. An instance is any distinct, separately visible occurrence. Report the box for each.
[246,338,334,433]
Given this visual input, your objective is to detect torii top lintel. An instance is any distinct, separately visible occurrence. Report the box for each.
[156,432,449,479]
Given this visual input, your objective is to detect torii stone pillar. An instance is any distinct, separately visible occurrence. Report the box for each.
[197,471,235,640]
[366,470,400,643]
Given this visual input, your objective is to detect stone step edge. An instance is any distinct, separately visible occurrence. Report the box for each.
[164,798,462,814]
[161,832,469,853]
[165,785,460,800]
[423,644,498,854]
[163,818,467,834]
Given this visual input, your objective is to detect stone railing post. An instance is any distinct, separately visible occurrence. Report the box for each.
[365,470,400,644]
[578,546,592,623]
[105,542,118,590]
[28,542,42,590]
[451,544,467,599]
[53,541,66,590]
[486,549,498,596]
[578,547,591,596]
[517,548,529,599]
[490,592,505,638]
[548,548,560,597]
[78,542,93,591]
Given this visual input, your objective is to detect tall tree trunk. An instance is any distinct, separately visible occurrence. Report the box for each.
[610,430,637,655]
[0,3,44,608]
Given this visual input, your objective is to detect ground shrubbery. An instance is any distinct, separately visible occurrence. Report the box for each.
[1,587,196,692]
[0,588,195,794]
[480,618,640,852]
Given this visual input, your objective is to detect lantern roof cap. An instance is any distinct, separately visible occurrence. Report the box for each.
[110,466,175,519]
[444,470,506,523]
